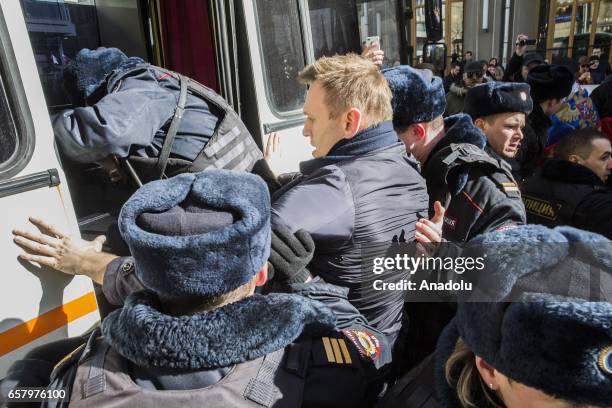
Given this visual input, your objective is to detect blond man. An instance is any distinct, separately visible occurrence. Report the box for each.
[271,54,429,345]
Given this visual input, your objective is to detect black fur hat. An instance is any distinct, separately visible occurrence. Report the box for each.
[527,64,574,102]
[464,82,533,120]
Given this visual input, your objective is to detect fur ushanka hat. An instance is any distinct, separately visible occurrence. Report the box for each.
[383,65,446,128]
[437,225,612,407]
[119,170,271,299]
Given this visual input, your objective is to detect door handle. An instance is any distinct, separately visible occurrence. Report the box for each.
[0,169,61,199]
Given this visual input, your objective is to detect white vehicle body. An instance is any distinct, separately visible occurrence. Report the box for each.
[0,0,98,378]
[0,0,405,377]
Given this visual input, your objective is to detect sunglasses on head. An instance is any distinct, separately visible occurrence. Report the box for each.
[467,72,483,79]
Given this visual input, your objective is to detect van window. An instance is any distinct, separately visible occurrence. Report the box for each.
[20,0,100,109]
[308,0,361,59]
[255,0,307,115]
[356,0,402,67]
[0,7,35,180]
[0,82,18,165]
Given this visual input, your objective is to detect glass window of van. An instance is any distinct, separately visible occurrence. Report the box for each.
[20,0,100,109]
[0,7,35,179]
[356,0,402,68]
[0,82,18,166]
[254,0,307,114]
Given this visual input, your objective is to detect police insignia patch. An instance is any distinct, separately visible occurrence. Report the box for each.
[597,345,612,375]
[342,329,380,361]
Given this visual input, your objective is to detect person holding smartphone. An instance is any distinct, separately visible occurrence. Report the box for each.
[502,34,542,82]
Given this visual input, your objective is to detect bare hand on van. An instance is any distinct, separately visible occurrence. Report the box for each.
[12,217,117,284]
[264,132,281,177]
[415,201,445,256]
[362,42,384,66]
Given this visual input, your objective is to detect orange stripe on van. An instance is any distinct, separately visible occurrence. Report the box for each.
[0,292,97,357]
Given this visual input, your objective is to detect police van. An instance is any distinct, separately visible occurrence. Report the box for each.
[0,0,412,377]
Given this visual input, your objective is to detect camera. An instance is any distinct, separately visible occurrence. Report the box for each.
[517,39,537,47]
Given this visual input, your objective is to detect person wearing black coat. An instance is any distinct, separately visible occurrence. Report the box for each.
[6,171,392,408]
[591,74,612,118]
[521,128,612,239]
[502,35,544,83]
[511,64,574,181]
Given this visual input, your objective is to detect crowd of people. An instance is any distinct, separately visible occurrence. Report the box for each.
[1,41,611,408]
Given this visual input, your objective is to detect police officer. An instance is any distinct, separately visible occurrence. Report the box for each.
[380,224,612,408]
[384,66,526,244]
[8,170,391,407]
[521,128,612,239]
[515,64,574,180]
[383,66,527,371]
[54,48,262,183]
[464,82,534,163]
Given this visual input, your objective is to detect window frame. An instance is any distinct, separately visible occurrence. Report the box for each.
[252,0,309,119]
[0,5,36,181]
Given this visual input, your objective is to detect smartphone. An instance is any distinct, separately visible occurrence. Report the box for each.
[366,36,380,48]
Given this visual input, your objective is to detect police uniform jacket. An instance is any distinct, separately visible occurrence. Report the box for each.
[514,102,552,181]
[521,159,612,239]
[270,121,429,343]
[38,258,392,408]
[54,65,220,164]
[423,114,526,244]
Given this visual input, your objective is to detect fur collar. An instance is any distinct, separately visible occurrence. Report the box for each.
[102,291,336,369]
[424,114,488,196]
[435,114,487,154]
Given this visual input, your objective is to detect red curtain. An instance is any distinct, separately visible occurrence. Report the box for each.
[158,0,218,91]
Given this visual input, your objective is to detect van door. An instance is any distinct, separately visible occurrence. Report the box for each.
[239,0,313,173]
[0,1,98,378]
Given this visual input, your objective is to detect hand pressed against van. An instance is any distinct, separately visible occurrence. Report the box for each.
[12,217,116,284]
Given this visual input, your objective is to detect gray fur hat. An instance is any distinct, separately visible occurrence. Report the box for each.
[118,170,271,299]
[437,225,612,407]
[383,65,446,128]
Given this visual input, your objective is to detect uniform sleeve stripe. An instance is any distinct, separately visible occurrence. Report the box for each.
[338,339,352,364]
[330,338,344,364]
[322,337,336,363]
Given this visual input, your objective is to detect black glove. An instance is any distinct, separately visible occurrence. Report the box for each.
[269,226,315,284]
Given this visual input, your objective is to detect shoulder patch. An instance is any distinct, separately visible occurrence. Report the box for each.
[341,329,381,362]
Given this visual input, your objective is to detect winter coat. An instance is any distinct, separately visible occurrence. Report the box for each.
[445,82,469,117]
[423,114,527,243]
[515,102,552,181]
[521,159,612,239]
[271,121,429,342]
[54,65,220,163]
[591,75,612,118]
